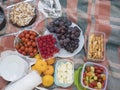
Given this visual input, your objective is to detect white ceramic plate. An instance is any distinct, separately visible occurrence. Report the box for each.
[44,23,84,57]
[0,55,28,82]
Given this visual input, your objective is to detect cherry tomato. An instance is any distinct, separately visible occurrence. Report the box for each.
[18,33,24,39]
[23,30,28,34]
[102,82,105,88]
[29,31,34,35]
[24,43,28,47]
[32,42,37,47]
[30,35,34,40]
[19,43,23,47]
[94,66,98,70]
[100,67,104,72]
[18,49,22,53]
[21,46,25,51]
[25,48,28,53]
[30,52,34,57]
[27,41,32,46]
[33,48,37,53]
[25,34,30,38]
[32,32,37,36]
[21,37,26,42]
[25,38,29,43]
[28,47,33,53]
[22,51,26,55]
[96,69,102,74]
[15,44,20,49]
[98,78,103,82]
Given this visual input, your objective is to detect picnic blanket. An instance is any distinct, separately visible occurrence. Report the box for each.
[0,0,120,90]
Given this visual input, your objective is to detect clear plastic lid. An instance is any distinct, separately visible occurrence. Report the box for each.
[54,59,74,87]
[87,31,106,62]
[81,62,108,90]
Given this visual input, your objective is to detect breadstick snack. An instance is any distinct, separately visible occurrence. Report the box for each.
[87,31,105,61]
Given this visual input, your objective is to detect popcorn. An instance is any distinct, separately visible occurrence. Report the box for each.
[10,2,36,27]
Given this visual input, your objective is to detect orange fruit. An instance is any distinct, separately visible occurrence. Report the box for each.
[31,65,36,70]
[43,65,54,75]
[46,57,55,65]
[42,75,54,87]
[31,65,41,74]
[34,54,41,60]
[35,60,47,73]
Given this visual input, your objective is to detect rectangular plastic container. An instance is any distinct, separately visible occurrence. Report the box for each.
[81,62,108,90]
[54,59,74,88]
[87,31,105,62]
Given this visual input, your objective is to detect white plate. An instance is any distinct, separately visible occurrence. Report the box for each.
[0,55,28,82]
[44,23,84,57]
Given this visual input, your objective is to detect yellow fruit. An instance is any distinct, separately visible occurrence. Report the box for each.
[31,65,36,70]
[35,60,47,73]
[43,65,54,75]
[31,65,42,74]
[42,75,54,87]
[37,58,42,61]
[34,54,41,60]
[46,57,55,65]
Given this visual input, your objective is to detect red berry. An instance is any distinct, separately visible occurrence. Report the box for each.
[89,83,94,88]
[83,73,86,78]
[86,66,91,72]
[98,78,103,82]
[102,82,105,88]
[91,81,97,87]
[96,70,102,74]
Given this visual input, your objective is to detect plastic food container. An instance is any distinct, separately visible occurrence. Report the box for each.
[87,31,105,61]
[54,59,74,87]
[81,62,108,90]
[36,34,59,59]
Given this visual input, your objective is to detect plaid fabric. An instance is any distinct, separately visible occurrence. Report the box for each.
[0,0,120,90]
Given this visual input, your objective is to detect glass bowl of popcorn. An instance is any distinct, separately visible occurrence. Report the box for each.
[54,59,74,87]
